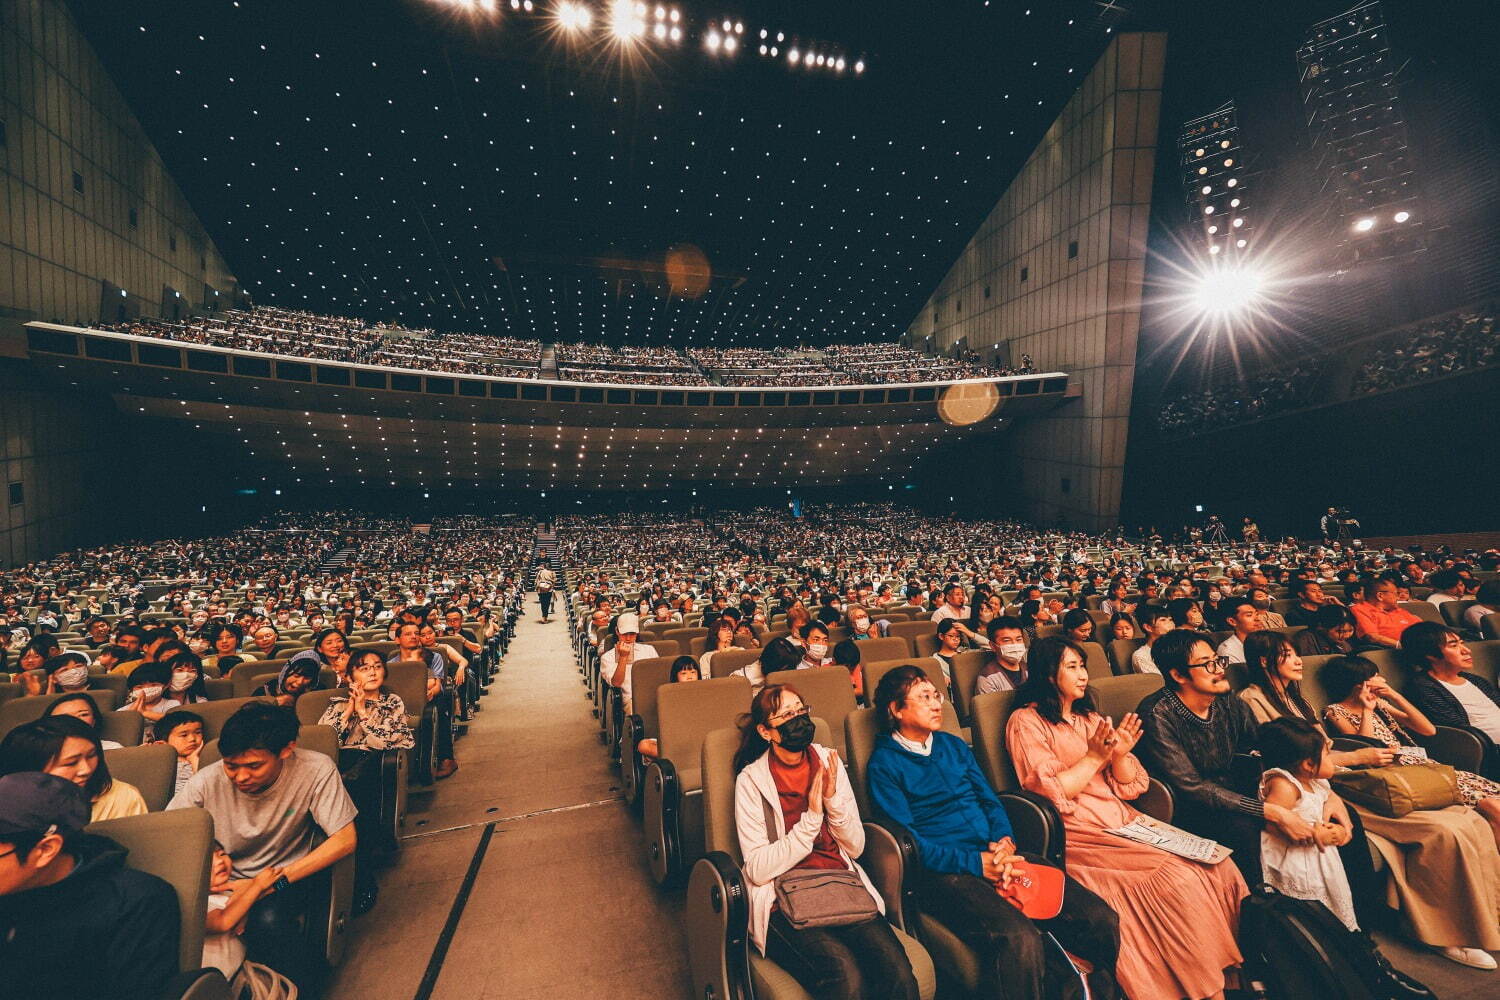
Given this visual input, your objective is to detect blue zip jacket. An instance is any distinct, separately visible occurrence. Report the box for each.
[867,730,1014,878]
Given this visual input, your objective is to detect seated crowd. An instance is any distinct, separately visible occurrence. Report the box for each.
[1155,301,1498,438]
[562,504,1500,998]
[0,515,528,998]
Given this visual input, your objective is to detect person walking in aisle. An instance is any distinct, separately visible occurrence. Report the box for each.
[536,559,557,623]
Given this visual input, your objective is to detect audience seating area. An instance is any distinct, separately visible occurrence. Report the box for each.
[1156,301,1498,437]
[556,505,1500,997]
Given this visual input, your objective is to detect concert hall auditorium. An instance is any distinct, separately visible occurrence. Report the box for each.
[2,1,1498,998]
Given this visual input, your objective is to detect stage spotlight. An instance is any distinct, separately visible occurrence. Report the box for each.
[723,33,737,52]
[1193,263,1265,315]
[706,30,721,50]
[1354,217,1376,232]
[1394,210,1410,223]
[556,1,592,31]
[610,0,644,39]
[854,59,864,73]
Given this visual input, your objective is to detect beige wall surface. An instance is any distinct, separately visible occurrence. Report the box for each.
[906,32,1165,530]
[0,0,236,326]
[0,0,236,563]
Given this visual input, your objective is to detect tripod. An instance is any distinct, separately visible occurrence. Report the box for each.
[1204,520,1229,545]
[1334,519,1356,542]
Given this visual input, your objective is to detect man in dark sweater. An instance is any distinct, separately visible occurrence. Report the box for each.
[868,666,1119,999]
[1136,630,1320,883]
[0,772,179,1000]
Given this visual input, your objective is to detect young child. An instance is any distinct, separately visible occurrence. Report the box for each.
[202,844,282,982]
[115,662,181,743]
[155,710,205,795]
[1257,716,1358,930]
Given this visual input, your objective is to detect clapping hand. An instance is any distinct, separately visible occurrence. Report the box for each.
[1086,718,1117,761]
[1110,713,1143,760]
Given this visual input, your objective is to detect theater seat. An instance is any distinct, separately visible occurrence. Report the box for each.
[643,675,751,885]
[619,656,679,807]
[685,723,937,1000]
[86,807,233,1000]
[106,743,179,811]
[0,689,129,742]
[1088,674,1164,724]
[1108,637,1145,675]
[861,659,948,711]
[190,696,274,741]
[947,650,989,727]
[965,691,1066,865]
[1441,600,1477,630]
[856,636,916,663]
[231,658,288,697]
[763,665,858,756]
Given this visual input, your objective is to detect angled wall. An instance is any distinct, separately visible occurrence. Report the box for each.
[0,0,237,564]
[906,32,1165,530]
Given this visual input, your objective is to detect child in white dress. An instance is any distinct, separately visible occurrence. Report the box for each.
[1257,717,1359,930]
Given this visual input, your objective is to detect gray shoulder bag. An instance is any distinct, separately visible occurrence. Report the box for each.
[760,793,879,929]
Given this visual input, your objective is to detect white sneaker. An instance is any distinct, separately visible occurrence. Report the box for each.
[1438,946,1497,970]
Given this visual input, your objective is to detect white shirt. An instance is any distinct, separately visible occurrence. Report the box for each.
[1131,644,1160,675]
[1217,635,1247,666]
[1464,603,1495,631]
[600,642,658,714]
[1426,592,1458,607]
[1439,676,1500,743]
[930,605,969,623]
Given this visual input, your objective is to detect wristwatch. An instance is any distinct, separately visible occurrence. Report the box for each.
[272,874,291,894]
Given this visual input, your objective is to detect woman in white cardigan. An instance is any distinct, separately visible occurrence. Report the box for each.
[732,684,919,1000]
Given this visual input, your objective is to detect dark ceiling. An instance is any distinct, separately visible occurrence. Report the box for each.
[74,0,1139,347]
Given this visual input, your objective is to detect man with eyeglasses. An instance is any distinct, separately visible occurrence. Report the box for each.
[1136,630,1317,883]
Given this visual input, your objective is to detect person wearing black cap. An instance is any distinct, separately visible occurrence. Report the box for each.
[0,771,179,1000]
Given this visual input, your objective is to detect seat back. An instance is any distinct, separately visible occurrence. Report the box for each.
[231,657,288,697]
[86,807,215,974]
[627,657,679,737]
[703,648,760,679]
[862,659,948,708]
[105,743,179,811]
[657,676,752,786]
[763,666,858,756]
[1109,637,1146,675]
[189,696,273,740]
[642,639,679,659]
[1081,642,1110,680]
[0,689,120,741]
[295,688,343,727]
[384,661,431,721]
[1296,655,1339,715]
[886,620,936,644]
[1482,613,1500,641]
[856,636,915,663]
[87,672,128,706]
[700,717,836,866]
[1090,673,1165,722]
[1467,640,1500,686]
[1441,600,1476,629]
[844,705,964,817]
[663,628,708,649]
[968,690,1024,794]
[949,650,990,726]
[1398,601,1444,626]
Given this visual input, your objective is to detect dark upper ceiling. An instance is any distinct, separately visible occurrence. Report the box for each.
[73,0,1139,347]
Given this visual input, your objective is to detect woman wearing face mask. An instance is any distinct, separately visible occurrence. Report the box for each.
[0,714,147,821]
[47,692,124,751]
[732,684,919,1000]
[700,618,743,677]
[39,652,94,696]
[797,623,832,669]
[117,662,180,743]
[162,651,211,704]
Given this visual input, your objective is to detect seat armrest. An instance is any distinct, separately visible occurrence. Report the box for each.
[685,852,752,1000]
[1134,778,1174,824]
[998,790,1066,868]
[1418,725,1489,774]
[864,815,927,932]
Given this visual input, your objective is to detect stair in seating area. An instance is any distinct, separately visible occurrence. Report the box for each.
[318,545,357,573]
[532,528,559,580]
[540,344,559,379]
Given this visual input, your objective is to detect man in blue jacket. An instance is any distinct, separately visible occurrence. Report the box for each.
[868,666,1119,999]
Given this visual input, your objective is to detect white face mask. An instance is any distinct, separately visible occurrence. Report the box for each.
[806,642,828,661]
[851,618,869,634]
[135,684,165,702]
[55,665,90,688]
[998,642,1027,664]
[170,670,196,692]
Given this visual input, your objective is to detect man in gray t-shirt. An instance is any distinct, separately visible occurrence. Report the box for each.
[168,703,356,996]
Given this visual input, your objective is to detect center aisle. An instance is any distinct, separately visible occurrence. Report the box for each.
[327,597,689,1000]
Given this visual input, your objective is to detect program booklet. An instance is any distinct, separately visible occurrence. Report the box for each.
[1106,815,1232,864]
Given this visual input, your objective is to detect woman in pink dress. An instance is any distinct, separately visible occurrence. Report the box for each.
[1006,636,1246,1000]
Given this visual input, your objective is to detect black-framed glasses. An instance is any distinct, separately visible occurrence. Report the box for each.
[1189,656,1231,675]
[770,705,811,725]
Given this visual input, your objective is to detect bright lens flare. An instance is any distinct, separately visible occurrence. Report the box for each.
[556,1,592,32]
[1193,265,1266,316]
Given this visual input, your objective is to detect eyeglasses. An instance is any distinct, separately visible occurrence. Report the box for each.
[1188,656,1231,674]
[909,690,946,706]
[769,705,811,725]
